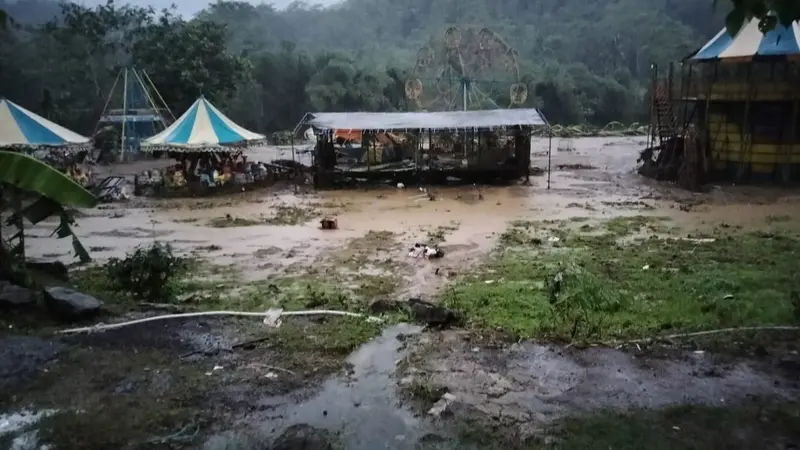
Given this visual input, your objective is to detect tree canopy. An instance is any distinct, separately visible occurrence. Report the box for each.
[720,0,800,35]
[0,0,733,133]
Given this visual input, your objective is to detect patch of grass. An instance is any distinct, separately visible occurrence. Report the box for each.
[265,205,320,225]
[275,316,384,356]
[603,215,671,236]
[444,218,800,342]
[207,216,263,228]
[766,214,792,224]
[426,222,460,243]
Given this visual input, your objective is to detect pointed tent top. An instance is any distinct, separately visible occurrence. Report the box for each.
[690,16,800,61]
[141,97,266,152]
[0,98,91,149]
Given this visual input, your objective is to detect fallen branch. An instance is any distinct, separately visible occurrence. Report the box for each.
[56,309,382,335]
[619,326,800,346]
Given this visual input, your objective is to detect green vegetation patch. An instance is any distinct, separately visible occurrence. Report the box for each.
[444,217,800,342]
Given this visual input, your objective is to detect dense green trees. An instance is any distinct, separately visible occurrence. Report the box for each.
[0,0,731,133]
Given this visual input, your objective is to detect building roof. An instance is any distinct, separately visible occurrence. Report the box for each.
[0,98,91,150]
[141,96,265,152]
[301,108,548,132]
[690,17,800,61]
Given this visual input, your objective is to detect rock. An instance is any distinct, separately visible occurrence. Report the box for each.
[407,298,461,329]
[43,287,102,321]
[368,298,404,314]
[271,424,335,450]
[0,281,36,308]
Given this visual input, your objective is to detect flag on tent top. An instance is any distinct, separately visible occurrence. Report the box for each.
[690,17,800,61]
[0,98,91,149]
[141,96,266,152]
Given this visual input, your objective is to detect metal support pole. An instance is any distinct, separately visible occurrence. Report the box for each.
[547,127,552,189]
[119,68,129,163]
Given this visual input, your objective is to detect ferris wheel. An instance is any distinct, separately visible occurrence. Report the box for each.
[405,27,528,111]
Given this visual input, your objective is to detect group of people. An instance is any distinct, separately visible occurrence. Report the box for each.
[195,155,272,187]
[65,165,93,187]
[135,152,274,189]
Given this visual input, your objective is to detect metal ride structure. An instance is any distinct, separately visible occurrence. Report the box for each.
[405,27,528,111]
[95,67,174,162]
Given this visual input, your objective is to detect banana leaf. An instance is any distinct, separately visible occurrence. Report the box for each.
[0,152,97,263]
[0,151,98,209]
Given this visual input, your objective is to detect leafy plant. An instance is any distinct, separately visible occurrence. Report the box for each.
[0,151,97,264]
[717,0,800,35]
[104,242,190,302]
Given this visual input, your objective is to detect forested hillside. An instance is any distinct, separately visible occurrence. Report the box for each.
[0,0,725,135]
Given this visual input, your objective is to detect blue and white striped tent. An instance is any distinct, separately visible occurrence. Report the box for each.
[0,98,91,149]
[142,96,265,152]
[691,17,800,61]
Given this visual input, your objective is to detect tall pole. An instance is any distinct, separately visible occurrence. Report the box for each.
[119,68,129,163]
[462,78,468,111]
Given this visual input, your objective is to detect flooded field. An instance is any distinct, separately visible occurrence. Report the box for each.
[3,136,800,449]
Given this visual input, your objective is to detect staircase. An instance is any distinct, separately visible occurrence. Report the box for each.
[653,81,678,144]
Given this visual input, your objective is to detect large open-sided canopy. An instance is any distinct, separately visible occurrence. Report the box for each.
[0,98,91,150]
[690,16,800,62]
[141,96,265,152]
[298,108,548,133]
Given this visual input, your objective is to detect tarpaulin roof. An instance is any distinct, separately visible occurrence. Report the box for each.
[302,108,548,132]
[141,96,265,152]
[690,16,800,61]
[0,98,91,150]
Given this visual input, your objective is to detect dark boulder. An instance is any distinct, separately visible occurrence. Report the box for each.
[0,281,37,309]
[43,286,102,321]
[407,298,461,329]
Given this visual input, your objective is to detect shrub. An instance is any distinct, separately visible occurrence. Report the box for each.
[105,242,189,302]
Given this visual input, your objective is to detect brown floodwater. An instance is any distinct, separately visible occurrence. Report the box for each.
[22,136,800,295]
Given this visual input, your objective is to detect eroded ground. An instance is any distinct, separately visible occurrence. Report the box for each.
[2,136,800,449]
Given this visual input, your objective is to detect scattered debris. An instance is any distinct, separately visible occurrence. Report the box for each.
[408,243,445,259]
[428,392,457,417]
[320,217,338,230]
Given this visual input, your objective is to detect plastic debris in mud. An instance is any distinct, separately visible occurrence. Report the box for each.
[408,243,444,259]
[427,392,457,417]
[263,308,283,328]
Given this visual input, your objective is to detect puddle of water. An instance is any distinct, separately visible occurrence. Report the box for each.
[0,409,58,450]
[260,323,426,449]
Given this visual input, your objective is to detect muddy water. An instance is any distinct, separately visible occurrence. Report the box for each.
[22,135,800,298]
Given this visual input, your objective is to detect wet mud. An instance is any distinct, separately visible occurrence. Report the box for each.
[400,331,800,438]
[6,137,800,448]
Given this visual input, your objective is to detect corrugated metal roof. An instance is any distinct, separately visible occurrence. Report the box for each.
[303,109,548,131]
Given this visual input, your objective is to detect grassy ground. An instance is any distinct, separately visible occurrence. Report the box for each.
[442,216,800,343]
[67,229,406,351]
